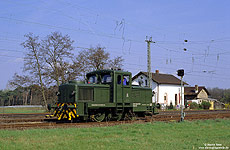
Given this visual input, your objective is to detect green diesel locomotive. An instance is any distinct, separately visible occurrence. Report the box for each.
[47,69,155,122]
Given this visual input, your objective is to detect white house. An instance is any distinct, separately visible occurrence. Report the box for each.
[132,70,187,107]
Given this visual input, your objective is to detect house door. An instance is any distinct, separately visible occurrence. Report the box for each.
[175,94,177,105]
[116,74,123,103]
[122,75,131,103]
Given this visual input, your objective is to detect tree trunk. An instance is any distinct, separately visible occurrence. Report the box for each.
[34,49,48,109]
[30,89,33,105]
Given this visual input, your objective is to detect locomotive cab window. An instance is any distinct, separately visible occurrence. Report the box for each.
[101,74,112,84]
[117,75,121,84]
[123,75,130,86]
[88,75,97,84]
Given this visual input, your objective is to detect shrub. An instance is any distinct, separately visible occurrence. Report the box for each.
[201,101,211,109]
[188,102,199,109]
[156,103,161,109]
[225,103,230,109]
[168,102,174,109]
[185,102,188,108]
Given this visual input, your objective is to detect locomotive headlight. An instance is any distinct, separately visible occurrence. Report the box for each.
[56,91,60,96]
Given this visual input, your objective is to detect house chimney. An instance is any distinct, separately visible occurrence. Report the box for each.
[155,70,159,74]
[195,85,198,93]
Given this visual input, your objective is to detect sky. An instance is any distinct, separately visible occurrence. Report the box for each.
[0,0,230,89]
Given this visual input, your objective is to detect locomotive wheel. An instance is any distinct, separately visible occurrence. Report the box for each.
[92,112,105,122]
[124,111,136,121]
[106,113,112,121]
[113,113,123,121]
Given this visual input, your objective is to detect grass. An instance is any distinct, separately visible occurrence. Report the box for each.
[0,107,46,114]
[0,119,230,150]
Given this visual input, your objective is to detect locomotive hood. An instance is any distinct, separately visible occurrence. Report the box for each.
[57,80,109,103]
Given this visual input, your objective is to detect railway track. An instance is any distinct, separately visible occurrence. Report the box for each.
[0,113,49,123]
[159,109,230,115]
[0,110,229,130]
[0,113,49,118]
[0,120,143,130]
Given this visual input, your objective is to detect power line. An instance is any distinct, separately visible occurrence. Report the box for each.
[0,48,24,53]
[0,54,22,58]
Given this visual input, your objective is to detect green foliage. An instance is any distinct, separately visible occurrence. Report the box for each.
[0,86,47,106]
[225,104,230,109]
[0,119,230,150]
[208,87,230,104]
[201,101,211,109]
[221,92,230,104]
[0,90,18,106]
[188,102,199,109]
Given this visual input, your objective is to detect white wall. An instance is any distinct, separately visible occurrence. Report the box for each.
[158,84,184,106]
[132,74,184,106]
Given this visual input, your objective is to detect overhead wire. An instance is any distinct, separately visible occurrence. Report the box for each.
[1,2,230,70]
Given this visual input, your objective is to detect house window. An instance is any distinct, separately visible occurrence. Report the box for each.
[138,80,143,86]
[145,80,148,86]
[164,93,168,105]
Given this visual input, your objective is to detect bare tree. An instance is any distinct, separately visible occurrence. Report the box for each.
[7,32,125,107]
[75,46,109,72]
[108,56,124,69]
[8,73,33,88]
[74,46,124,78]
[87,46,109,70]
[40,31,74,86]
[21,33,47,107]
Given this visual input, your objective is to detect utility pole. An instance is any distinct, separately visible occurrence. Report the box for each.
[145,36,155,88]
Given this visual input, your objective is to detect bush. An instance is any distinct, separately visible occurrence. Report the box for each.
[201,101,211,109]
[188,102,199,109]
[168,102,173,109]
[185,102,188,108]
[225,103,230,109]
[156,103,161,109]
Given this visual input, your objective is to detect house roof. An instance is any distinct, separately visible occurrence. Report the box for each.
[132,71,188,85]
[184,86,210,96]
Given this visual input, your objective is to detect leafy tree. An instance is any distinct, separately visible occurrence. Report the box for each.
[208,87,230,103]
[0,90,7,106]
[221,91,230,104]
[207,87,224,100]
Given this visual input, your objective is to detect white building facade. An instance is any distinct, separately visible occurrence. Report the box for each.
[132,71,185,107]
